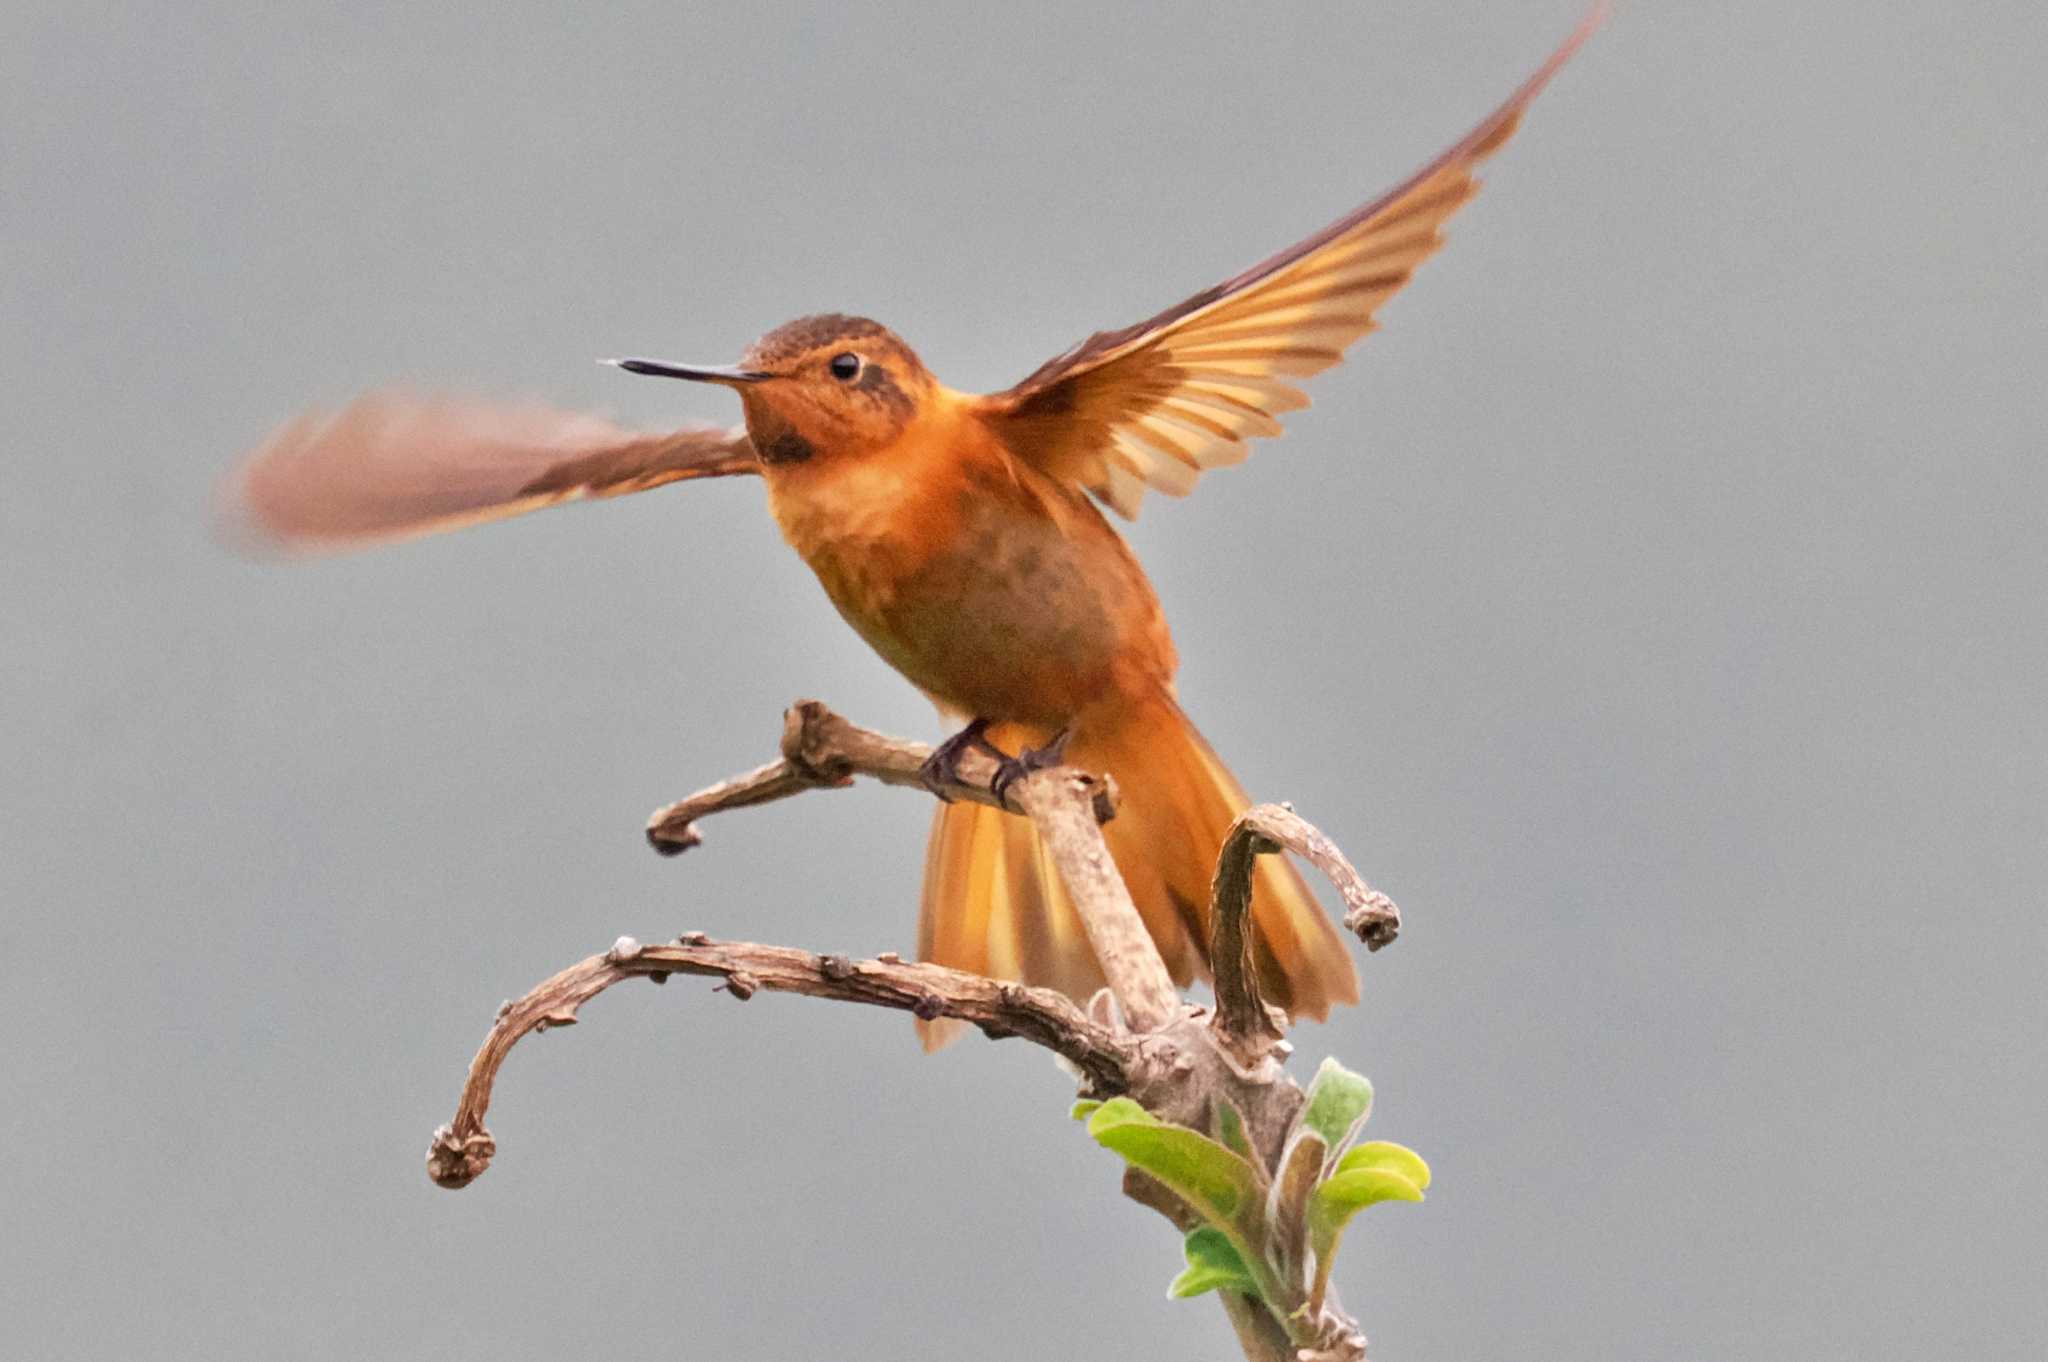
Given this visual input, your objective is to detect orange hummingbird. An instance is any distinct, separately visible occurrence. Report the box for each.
[225,14,1598,1046]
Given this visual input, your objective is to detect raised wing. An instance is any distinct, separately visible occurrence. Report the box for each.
[220,391,756,555]
[980,7,1599,517]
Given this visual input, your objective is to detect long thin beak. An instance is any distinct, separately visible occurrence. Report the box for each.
[599,357,770,386]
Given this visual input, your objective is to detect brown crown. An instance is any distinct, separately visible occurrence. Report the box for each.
[744,313,922,374]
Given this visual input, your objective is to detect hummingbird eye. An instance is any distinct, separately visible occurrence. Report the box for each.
[828,351,862,382]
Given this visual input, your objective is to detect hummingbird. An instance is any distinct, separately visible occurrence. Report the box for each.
[225,14,1598,1046]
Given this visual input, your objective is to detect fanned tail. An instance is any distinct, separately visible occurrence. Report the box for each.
[916,691,1358,1049]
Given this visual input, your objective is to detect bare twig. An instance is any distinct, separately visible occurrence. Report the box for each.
[644,699,1116,852]
[646,700,1174,1031]
[1208,804,1402,1065]
[427,934,1136,1188]
[1249,805,1402,951]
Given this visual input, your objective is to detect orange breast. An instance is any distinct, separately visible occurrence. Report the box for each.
[765,396,1175,725]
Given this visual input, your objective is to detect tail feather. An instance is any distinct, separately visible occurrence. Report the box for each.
[915,693,1358,1049]
[917,771,1106,1051]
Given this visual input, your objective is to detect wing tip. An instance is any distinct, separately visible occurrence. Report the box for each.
[1519,2,1609,115]
[213,409,338,560]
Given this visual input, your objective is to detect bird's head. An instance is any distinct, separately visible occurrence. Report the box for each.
[608,314,935,468]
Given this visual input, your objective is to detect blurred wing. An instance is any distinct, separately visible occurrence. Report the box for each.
[220,391,757,555]
[980,8,1599,517]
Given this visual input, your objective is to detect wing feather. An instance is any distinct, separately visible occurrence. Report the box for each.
[220,390,756,555]
[979,7,1600,515]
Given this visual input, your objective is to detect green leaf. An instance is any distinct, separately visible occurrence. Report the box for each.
[1086,1098,1264,1226]
[1331,1140,1431,1192]
[1315,1166,1424,1215]
[1297,1058,1374,1162]
[1212,1098,1254,1163]
[1304,1139,1429,1314]
[1070,1099,1104,1122]
[1167,1227,1261,1300]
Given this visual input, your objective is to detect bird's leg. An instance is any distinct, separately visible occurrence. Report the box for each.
[918,717,1011,801]
[989,726,1074,808]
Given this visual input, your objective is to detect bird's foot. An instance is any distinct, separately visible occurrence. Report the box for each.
[919,720,1074,806]
[918,718,1009,801]
[989,727,1073,807]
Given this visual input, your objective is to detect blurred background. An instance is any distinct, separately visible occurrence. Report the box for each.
[6,2,2044,1358]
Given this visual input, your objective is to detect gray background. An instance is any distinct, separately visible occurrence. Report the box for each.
[6,2,2044,1358]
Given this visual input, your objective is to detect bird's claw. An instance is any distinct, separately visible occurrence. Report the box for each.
[919,720,1072,806]
[918,718,1004,801]
[989,728,1072,807]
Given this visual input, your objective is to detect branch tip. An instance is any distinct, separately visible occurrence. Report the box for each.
[646,824,701,856]
[426,1123,495,1190]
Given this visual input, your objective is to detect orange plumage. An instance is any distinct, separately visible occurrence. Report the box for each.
[220,13,1599,1047]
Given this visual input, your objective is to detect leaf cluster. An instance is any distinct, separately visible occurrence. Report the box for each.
[1075,1059,1428,1347]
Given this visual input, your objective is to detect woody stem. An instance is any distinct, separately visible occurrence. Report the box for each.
[645,698,1181,1033]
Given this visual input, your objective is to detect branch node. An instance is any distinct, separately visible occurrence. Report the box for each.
[912,991,945,1022]
[720,971,760,1001]
[676,930,711,946]
[607,935,643,963]
[780,699,859,785]
[1082,772,1120,824]
[817,953,856,982]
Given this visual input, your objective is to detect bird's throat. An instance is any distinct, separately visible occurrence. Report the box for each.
[757,427,814,465]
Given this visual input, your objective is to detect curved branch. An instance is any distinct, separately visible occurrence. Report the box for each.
[1208,820,1289,1066]
[427,933,1137,1189]
[1208,804,1403,1064]
[1247,804,1402,951]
